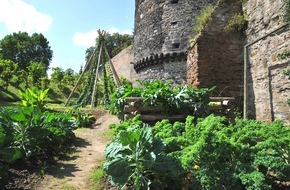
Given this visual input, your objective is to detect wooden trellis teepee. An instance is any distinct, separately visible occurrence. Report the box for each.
[65,30,121,108]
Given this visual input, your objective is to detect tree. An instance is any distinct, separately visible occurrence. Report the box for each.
[63,68,76,86]
[27,62,47,87]
[0,59,18,89]
[0,32,53,72]
[50,67,64,88]
[104,33,133,58]
[85,32,133,60]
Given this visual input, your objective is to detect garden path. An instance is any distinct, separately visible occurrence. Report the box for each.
[34,111,119,190]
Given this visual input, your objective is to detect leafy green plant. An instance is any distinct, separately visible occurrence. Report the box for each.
[72,108,96,128]
[224,12,248,32]
[277,49,290,60]
[193,5,214,35]
[152,115,290,189]
[19,87,49,108]
[109,79,214,120]
[108,79,142,118]
[284,0,290,23]
[283,69,290,106]
[104,124,178,190]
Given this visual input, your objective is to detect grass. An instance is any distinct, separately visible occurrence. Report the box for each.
[61,185,77,190]
[89,161,107,190]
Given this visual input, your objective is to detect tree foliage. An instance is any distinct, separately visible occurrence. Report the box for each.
[0,59,18,89]
[0,32,53,72]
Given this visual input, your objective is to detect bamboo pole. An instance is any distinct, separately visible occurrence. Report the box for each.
[104,45,121,87]
[65,46,98,106]
[90,42,103,108]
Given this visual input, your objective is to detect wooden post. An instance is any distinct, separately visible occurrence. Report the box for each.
[104,45,121,87]
[90,42,103,108]
[65,45,98,106]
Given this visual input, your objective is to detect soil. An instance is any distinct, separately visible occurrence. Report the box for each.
[4,110,119,190]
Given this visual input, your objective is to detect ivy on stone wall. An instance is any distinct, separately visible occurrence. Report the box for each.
[283,69,290,106]
[277,49,290,60]
[284,0,290,23]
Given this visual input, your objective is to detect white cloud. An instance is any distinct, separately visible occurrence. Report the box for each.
[73,29,99,47]
[0,0,53,34]
[107,27,133,35]
[73,27,133,47]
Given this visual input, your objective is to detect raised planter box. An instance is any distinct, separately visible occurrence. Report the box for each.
[123,97,235,123]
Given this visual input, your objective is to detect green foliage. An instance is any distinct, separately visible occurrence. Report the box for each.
[103,33,133,58]
[109,115,143,135]
[224,12,248,32]
[190,5,214,43]
[27,62,47,87]
[50,67,65,88]
[19,87,49,108]
[108,79,141,117]
[152,115,290,189]
[109,79,214,119]
[277,49,290,60]
[0,32,52,71]
[104,124,178,190]
[71,108,96,128]
[0,105,78,186]
[0,59,18,89]
[283,69,290,106]
[284,0,290,23]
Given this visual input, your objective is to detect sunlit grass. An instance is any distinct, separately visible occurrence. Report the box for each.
[90,161,106,190]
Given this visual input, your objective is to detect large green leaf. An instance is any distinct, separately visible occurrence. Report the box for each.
[104,141,131,159]
[119,130,140,147]
[0,147,22,163]
[103,158,132,186]
[0,127,5,145]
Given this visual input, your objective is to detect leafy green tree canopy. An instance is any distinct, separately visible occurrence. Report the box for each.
[0,32,53,72]
[85,32,133,61]
[0,59,18,89]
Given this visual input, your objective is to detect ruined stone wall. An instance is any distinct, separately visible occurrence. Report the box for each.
[187,0,245,109]
[111,45,138,84]
[134,0,216,84]
[243,0,290,124]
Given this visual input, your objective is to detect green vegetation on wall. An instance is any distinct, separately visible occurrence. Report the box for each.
[224,12,248,32]
[277,49,290,60]
[190,5,214,43]
[284,0,290,23]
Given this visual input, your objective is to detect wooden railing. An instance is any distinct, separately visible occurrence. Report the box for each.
[123,97,235,123]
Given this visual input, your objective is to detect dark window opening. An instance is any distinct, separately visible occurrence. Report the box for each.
[171,21,178,25]
[172,43,180,49]
[170,0,179,4]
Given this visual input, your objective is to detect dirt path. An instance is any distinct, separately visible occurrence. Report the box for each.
[34,112,119,190]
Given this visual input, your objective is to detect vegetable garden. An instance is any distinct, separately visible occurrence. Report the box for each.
[0,79,289,189]
[105,79,290,190]
[0,88,95,188]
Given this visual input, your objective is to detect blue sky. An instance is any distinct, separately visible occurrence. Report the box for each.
[0,0,135,74]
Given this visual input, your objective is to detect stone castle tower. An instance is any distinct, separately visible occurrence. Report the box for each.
[133,0,216,83]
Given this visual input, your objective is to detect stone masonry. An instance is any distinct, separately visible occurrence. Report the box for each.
[118,0,290,124]
[187,0,245,110]
[133,0,217,84]
[243,0,290,124]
